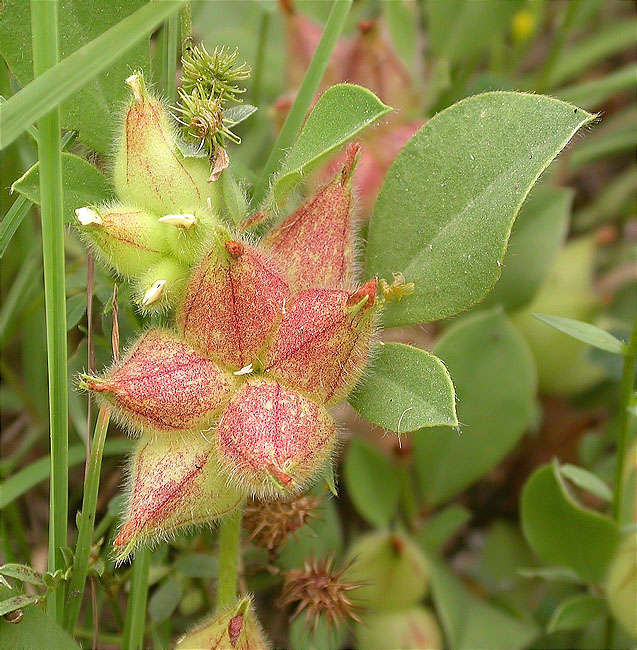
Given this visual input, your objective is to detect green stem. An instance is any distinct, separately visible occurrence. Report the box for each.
[216,507,243,610]
[251,0,352,207]
[611,318,637,522]
[123,547,151,650]
[160,13,179,103]
[252,9,270,108]
[398,465,420,528]
[63,405,111,633]
[30,0,68,623]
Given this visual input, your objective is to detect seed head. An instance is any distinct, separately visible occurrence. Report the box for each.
[279,556,363,631]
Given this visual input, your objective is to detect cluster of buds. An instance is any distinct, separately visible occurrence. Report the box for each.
[78,70,383,560]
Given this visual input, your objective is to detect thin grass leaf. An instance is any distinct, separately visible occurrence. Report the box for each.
[533,314,627,355]
[0,1,183,150]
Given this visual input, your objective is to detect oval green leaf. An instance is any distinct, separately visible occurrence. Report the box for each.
[348,342,457,433]
[366,91,595,327]
[11,153,114,224]
[273,83,391,205]
[414,309,537,505]
[520,460,621,583]
[547,593,606,633]
[344,438,400,528]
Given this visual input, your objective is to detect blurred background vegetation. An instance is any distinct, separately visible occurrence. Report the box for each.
[1,1,635,648]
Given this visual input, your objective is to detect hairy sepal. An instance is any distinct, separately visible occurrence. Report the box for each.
[112,72,223,217]
[133,257,189,315]
[178,238,290,369]
[83,329,235,436]
[217,379,337,499]
[264,279,380,405]
[263,143,360,291]
[114,431,243,561]
[176,595,270,649]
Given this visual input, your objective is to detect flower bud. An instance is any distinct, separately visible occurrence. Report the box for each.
[178,237,290,369]
[605,531,637,639]
[114,431,243,560]
[217,378,336,498]
[134,257,189,314]
[113,72,222,217]
[83,329,235,436]
[263,143,359,292]
[355,607,443,650]
[176,596,269,649]
[74,203,167,278]
[344,530,430,612]
[264,280,380,405]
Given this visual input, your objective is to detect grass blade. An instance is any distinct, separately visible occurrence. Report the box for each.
[251,0,353,206]
[30,0,68,622]
[1,1,183,150]
[123,548,151,650]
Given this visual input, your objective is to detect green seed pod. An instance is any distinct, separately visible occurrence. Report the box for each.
[133,257,189,314]
[344,530,430,612]
[176,595,269,649]
[158,205,218,265]
[74,203,167,278]
[606,531,637,639]
[114,431,243,560]
[355,607,443,650]
[112,72,223,217]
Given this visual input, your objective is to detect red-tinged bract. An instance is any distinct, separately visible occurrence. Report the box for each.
[178,240,290,369]
[85,329,234,435]
[217,379,336,497]
[263,144,360,292]
[264,280,380,405]
[114,432,243,560]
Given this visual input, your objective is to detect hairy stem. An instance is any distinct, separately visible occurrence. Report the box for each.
[216,506,243,610]
[251,0,352,206]
[30,0,68,623]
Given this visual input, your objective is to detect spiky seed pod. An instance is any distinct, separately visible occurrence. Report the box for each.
[133,257,189,314]
[344,530,430,612]
[264,280,380,405]
[243,494,322,553]
[605,532,637,639]
[262,143,360,292]
[355,607,443,650]
[83,329,235,436]
[279,556,363,631]
[178,238,290,369]
[342,19,415,110]
[114,431,243,561]
[176,596,269,649]
[74,204,167,278]
[113,72,222,216]
[217,378,336,498]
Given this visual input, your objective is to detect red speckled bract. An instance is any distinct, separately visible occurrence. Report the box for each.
[217,379,336,497]
[265,281,379,405]
[88,329,234,435]
[263,143,360,292]
[114,432,243,558]
[178,242,290,369]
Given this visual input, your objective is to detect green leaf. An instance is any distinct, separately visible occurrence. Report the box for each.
[426,0,522,65]
[366,91,595,327]
[343,438,399,528]
[520,460,621,583]
[429,556,539,650]
[418,504,471,553]
[273,83,391,204]
[533,314,626,355]
[225,104,258,124]
[0,564,44,587]
[0,594,40,617]
[174,554,218,579]
[348,342,457,433]
[11,153,113,225]
[517,566,584,584]
[148,575,183,623]
[289,614,346,650]
[414,310,537,505]
[547,593,606,633]
[559,464,613,502]
[384,0,418,68]
[0,1,182,151]
[482,185,572,312]
[66,294,87,331]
